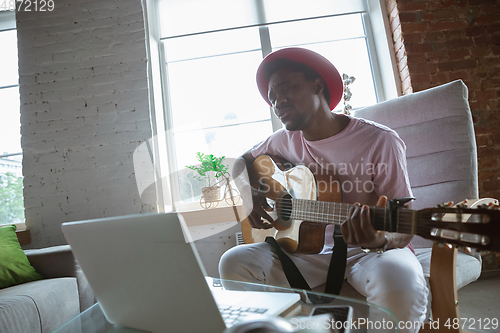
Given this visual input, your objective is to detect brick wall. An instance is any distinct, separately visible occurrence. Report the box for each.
[387,0,500,200]
[16,0,154,248]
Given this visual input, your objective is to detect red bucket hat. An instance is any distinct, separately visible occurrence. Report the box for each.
[256,47,343,111]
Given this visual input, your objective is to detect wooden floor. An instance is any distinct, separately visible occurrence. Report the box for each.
[457,276,500,333]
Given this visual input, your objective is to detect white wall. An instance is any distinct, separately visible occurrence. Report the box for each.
[17,0,155,248]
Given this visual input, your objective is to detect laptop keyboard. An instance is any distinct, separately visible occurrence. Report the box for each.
[219,305,269,326]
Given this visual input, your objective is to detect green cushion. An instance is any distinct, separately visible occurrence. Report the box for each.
[0,225,42,289]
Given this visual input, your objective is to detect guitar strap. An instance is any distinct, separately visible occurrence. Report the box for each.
[325,225,347,295]
[265,225,347,298]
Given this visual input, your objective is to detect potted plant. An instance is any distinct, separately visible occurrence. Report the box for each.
[186,152,229,203]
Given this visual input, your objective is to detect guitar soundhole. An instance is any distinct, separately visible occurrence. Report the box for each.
[280,194,293,221]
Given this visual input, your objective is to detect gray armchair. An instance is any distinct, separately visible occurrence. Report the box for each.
[339,80,483,321]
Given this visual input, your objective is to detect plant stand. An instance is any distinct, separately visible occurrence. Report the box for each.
[200,173,241,212]
[200,186,221,209]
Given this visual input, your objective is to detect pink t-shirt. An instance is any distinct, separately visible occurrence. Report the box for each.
[251,114,412,205]
[251,114,413,253]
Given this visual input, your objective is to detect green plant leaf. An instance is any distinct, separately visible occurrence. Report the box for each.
[185,152,229,187]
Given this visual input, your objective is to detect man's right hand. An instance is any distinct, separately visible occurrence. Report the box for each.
[233,150,276,229]
[246,187,276,229]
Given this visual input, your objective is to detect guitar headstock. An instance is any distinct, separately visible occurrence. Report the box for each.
[416,199,500,252]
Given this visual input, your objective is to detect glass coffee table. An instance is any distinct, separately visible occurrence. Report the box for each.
[54,278,399,333]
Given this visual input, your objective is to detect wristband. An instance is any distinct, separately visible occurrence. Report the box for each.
[362,235,389,254]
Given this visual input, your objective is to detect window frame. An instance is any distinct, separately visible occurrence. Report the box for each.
[144,0,400,214]
[0,10,25,228]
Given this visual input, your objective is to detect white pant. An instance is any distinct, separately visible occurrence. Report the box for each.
[219,243,428,333]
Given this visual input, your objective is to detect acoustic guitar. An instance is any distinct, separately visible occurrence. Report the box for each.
[241,155,500,254]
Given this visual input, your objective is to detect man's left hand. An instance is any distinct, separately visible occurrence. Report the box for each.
[341,195,387,249]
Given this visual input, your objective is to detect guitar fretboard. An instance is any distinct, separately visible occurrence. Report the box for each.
[290,199,350,224]
[288,198,415,234]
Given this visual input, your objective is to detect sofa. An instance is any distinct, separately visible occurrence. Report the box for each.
[0,244,95,333]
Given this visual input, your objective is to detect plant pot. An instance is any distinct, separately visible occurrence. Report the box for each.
[201,186,221,202]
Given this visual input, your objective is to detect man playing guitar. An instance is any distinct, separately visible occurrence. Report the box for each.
[219,47,427,332]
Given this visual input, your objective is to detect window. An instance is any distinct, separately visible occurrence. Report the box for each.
[0,11,24,225]
[152,0,397,211]
[163,27,273,209]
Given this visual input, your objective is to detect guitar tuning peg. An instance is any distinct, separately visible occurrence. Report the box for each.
[446,243,453,249]
[457,246,472,253]
[437,201,454,208]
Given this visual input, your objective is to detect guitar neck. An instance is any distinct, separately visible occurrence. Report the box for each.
[252,155,499,252]
[290,198,415,235]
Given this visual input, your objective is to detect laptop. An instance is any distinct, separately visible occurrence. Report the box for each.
[61,213,300,333]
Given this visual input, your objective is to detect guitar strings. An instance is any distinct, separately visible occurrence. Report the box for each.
[274,205,434,235]
[271,204,471,237]
[268,196,484,230]
[267,197,436,234]
[257,198,490,248]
